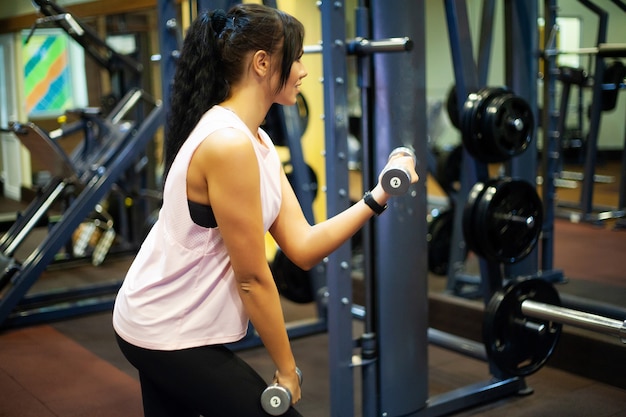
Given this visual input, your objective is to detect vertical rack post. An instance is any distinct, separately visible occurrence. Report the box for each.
[369,0,428,415]
[352,3,378,416]
[503,0,542,278]
[320,1,354,416]
[156,0,178,124]
[578,0,608,219]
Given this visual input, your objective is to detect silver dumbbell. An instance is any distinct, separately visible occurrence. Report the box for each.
[381,146,416,195]
[260,367,302,416]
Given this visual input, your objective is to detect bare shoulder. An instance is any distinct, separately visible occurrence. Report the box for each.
[195,128,256,164]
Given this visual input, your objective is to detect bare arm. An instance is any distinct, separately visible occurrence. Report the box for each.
[270,154,418,270]
[190,130,301,398]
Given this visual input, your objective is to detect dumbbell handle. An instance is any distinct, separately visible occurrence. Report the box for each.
[260,367,302,416]
[381,146,416,195]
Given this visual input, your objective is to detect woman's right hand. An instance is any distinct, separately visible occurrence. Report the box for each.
[379,151,419,186]
[274,368,302,405]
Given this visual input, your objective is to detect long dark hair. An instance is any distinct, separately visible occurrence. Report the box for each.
[164,4,305,178]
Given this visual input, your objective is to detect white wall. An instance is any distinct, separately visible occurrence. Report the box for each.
[0,33,29,200]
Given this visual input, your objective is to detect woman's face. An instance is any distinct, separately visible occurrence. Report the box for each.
[273,51,307,106]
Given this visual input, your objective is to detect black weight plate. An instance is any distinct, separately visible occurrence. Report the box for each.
[460,90,483,159]
[476,178,543,263]
[428,208,454,275]
[271,249,314,304]
[481,93,534,162]
[435,145,463,194]
[295,93,310,136]
[483,278,562,377]
[263,104,286,146]
[285,162,319,203]
[263,93,309,147]
[446,85,461,130]
[461,87,509,163]
[462,179,496,259]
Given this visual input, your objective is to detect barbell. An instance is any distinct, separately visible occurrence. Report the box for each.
[484,278,626,377]
[303,37,413,55]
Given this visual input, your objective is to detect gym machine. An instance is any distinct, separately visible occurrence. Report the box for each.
[541,0,626,227]
[0,91,162,327]
[0,1,163,327]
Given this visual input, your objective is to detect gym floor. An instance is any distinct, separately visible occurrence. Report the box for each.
[1,161,626,417]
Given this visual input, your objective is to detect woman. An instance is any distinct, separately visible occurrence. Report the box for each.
[113,4,418,417]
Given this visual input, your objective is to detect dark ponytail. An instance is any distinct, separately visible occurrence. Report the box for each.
[163,4,304,179]
[164,9,228,178]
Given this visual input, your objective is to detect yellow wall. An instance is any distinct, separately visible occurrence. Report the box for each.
[277,1,328,224]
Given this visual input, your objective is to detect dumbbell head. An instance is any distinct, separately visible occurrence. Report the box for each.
[388,146,416,162]
[381,167,411,195]
[261,385,292,415]
[260,368,302,416]
[381,146,416,195]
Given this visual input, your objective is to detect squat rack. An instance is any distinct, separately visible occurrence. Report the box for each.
[155,1,624,416]
[315,1,546,415]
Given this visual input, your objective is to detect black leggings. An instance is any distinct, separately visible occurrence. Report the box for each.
[115,333,303,417]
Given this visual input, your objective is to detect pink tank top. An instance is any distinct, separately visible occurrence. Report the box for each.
[113,106,282,350]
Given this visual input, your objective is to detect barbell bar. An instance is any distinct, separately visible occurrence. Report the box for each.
[484,278,626,378]
[303,37,413,55]
[492,212,536,227]
[521,299,626,343]
[543,42,626,58]
[152,36,413,62]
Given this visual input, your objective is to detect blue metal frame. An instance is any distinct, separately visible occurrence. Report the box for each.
[319,2,355,416]
[540,0,562,275]
[578,0,609,219]
[502,0,543,280]
[444,0,499,301]
[0,89,163,327]
[311,1,530,415]
[369,1,427,414]
[221,0,330,353]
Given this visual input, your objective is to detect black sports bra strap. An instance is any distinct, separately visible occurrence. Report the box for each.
[187,200,218,228]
